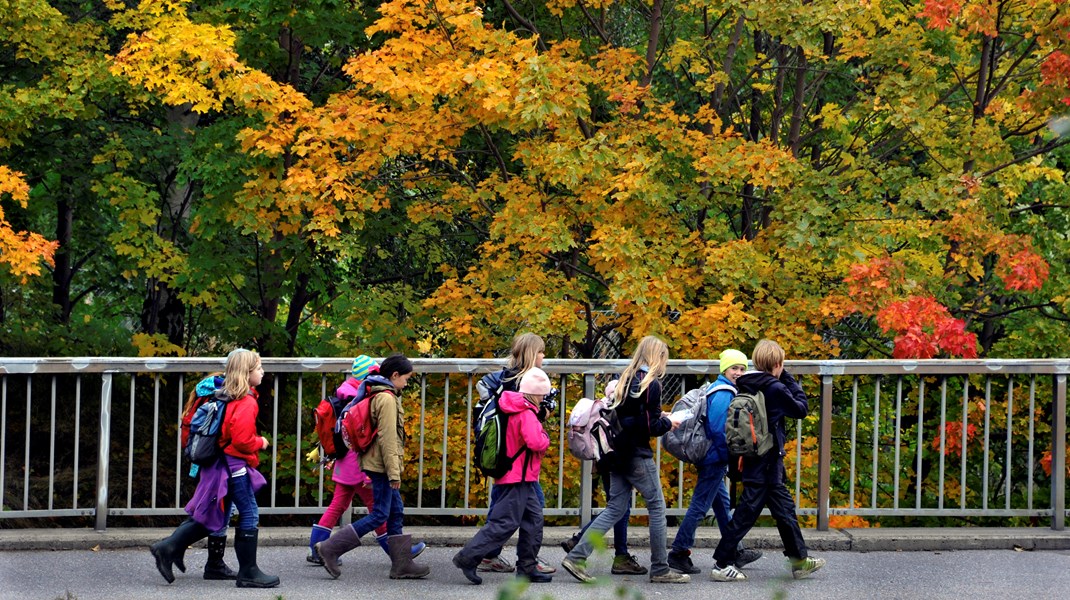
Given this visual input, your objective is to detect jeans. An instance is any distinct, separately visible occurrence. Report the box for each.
[567,456,669,575]
[672,461,730,552]
[351,471,404,538]
[578,468,631,555]
[226,472,259,530]
[484,481,545,559]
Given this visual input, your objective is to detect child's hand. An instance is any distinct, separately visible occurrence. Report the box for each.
[261,436,270,450]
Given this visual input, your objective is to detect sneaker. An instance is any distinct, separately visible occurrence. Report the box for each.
[478,555,515,573]
[611,554,648,575]
[667,549,700,574]
[560,534,579,553]
[790,556,825,579]
[734,548,763,568]
[709,564,747,582]
[535,556,557,574]
[650,570,691,583]
[561,557,594,583]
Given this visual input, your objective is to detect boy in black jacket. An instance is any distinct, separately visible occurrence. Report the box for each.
[709,339,825,582]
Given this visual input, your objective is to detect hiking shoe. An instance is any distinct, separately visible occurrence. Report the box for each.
[709,564,747,582]
[535,556,556,574]
[734,548,763,568]
[561,557,594,583]
[453,553,482,585]
[791,556,825,579]
[667,549,700,574]
[478,555,515,573]
[611,554,648,575]
[560,534,579,553]
[650,570,691,583]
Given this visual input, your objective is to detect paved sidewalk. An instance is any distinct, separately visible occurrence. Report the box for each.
[2,525,1068,552]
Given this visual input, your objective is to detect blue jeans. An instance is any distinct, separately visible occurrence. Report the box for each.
[672,462,730,552]
[579,468,630,555]
[226,472,259,530]
[352,471,404,537]
[567,456,669,576]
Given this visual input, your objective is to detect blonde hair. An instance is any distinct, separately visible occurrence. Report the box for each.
[610,335,669,409]
[751,339,785,373]
[506,332,545,383]
[222,349,260,399]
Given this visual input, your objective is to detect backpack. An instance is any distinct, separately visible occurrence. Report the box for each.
[566,397,622,461]
[341,380,392,454]
[473,394,527,478]
[662,383,734,464]
[724,390,774,457]
[473,370,506,434]
[184,393,230,468]
[312,393,351,460]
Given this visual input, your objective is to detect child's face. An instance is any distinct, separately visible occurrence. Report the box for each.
[535,349,545,367]
[249,361,264,386]
[390,371,413,390]
[723,364,746,383]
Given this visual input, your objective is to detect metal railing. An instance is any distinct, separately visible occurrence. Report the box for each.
[0,358,1066,532]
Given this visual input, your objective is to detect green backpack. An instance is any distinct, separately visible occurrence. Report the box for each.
[724,390,775,457]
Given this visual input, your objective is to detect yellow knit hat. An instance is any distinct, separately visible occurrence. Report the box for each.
[719,349,748,374]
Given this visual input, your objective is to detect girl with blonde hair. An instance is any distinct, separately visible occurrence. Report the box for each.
[561,335,690,584]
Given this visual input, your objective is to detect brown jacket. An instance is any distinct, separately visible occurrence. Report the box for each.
[359,383,405,481]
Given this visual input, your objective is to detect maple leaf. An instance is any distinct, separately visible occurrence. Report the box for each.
[997,249,1050,292]
[917,0,963,30]
[876,296,979,358]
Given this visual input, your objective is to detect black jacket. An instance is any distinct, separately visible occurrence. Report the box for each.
[735,370,809,485]
[611,371,673,469]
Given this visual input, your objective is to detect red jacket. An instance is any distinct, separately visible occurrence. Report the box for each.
[495,390,550,484]
[221,390,263,468]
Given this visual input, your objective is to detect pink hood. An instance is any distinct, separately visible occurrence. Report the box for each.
[495,391,549,484]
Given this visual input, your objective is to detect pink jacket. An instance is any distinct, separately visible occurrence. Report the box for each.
[331,378,371,487]
[495,391,550,484]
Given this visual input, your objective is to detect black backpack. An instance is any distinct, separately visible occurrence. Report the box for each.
[184,393,230,471]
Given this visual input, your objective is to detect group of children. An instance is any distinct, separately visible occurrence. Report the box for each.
[149,335,824,588]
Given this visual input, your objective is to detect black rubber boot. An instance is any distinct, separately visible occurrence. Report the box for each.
[150,519,209,584]
[233,528,280,588]
[203,534,238,580]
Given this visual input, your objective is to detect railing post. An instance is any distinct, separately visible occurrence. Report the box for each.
[580,374,595,525]
[95,373,113,532]
[817,374,833,531]
[1053,374,1066,531]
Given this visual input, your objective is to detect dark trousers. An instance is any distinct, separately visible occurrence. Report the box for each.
[713,481,808,566]
[457,482,543,574]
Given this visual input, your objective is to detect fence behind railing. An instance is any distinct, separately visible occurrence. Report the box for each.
[0,358,1066,532]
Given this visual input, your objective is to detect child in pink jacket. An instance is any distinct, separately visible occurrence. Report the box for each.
[452,368,552,585]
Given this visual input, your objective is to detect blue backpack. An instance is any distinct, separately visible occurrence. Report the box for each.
[184,393,230,474]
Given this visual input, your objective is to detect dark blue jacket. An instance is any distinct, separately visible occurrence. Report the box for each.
[735,370,808,485]
[700,374,735,466]
[612,370,673,469]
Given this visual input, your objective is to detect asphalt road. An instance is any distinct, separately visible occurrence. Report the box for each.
[3,544,1070,600]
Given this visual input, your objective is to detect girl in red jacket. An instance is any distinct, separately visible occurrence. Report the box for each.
[453,367,553,584]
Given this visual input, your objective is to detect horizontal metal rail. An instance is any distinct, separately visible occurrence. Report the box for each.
[0,358,1066,532]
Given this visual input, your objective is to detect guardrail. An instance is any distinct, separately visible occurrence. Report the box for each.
[1,358,1066,532]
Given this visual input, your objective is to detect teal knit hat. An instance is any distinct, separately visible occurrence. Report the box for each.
[351,355,377,380]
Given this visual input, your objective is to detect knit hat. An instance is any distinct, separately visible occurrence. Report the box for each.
[719,349,748,374]
[351,355,377,380]
[519,367,552,396]
[604,379,618,401]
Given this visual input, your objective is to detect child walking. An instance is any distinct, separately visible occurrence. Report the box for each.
[316,354,430,580]
[667,349,762,574]
[453,368,553,584]
[561,335,690,584]
[708,339,825,582]
[151,348,279,588]
[559,378,645,575]
[307,355,425,564]
[473,332,555,575]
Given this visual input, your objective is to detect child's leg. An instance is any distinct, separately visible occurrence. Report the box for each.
[514,483,544,574]
[454,484,526,567]
[317,483,357,528]
[352,482,387,537]
[767,483,809,560]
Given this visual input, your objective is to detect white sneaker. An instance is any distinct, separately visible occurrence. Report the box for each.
[791,556,825,579]
[709,564,747,582]
[535,556,557,574]
[478,555,515,572]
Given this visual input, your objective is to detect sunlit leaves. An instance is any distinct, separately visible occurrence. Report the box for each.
[0,164,57,281]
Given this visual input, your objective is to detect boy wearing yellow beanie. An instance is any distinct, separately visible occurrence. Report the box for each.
[667,349,763,575]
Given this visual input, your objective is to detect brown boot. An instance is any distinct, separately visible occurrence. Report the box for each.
[316,525,362,579]
[388,534,430,579]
